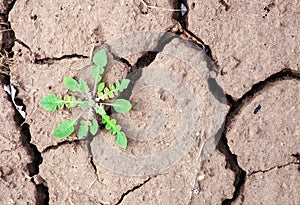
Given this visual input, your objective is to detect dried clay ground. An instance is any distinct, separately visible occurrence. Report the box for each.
[0,0,299,205]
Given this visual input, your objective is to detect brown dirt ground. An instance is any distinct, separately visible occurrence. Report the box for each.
[0,0,299,205]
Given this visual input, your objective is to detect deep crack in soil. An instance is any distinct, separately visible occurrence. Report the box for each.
[34,54,89,65]
[0,73,50,204]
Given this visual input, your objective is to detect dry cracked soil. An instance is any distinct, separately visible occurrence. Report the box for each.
[0,0,299,205]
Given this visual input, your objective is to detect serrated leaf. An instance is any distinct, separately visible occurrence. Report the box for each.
[39,94,63,112]
[97,82,105,93]
[113,99,132,113]
[115,132,127,149]
[102,115,121,134]
[90,119,98,135]
[53,119,77,138]
[63,77,79,92]
[105,118,116,129]
[78,120,89,139]
[92,49,107,67]
[101,114,109,123]
[92,65,104,84]
[78,79,89,93]
[110,124,121,135]
[95,105,106,115]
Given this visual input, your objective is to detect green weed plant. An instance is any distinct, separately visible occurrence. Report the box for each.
[39,49,131,149]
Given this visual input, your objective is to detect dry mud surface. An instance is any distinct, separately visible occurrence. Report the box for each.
[0,0,299,204]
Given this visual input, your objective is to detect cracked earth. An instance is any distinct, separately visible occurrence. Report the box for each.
[0,0,299,204]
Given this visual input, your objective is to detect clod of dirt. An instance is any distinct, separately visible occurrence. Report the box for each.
[188,0,300,98]
[226,79,299,203]
[234,164,300,204]
[39,143,149,204]
[109,141,209,205]
[9,0,176,58]
[227,80,300,174]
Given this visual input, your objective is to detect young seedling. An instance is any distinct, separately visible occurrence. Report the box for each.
[39,49,131,149]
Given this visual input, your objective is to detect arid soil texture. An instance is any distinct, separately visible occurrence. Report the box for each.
[0,0,299,204]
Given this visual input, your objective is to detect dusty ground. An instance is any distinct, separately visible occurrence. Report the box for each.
[0,0,299,205]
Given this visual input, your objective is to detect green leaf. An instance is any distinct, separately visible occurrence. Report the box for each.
[105,118,116,129]
[63,77,79,92]
[110,124,121,135]
[97,82,105,93]
[93,49,107,67]
[115,132,127,149]
[78,79,89,93]
[102,115,121,133]
[113,99,132,113]
[115,80,120,88]
[95,105,106,115]
[101,115,126,148]
[39,94,63,112]
[53,119,77,138]
[78,120,89,139]
[92,65,104,84]
[118,79,130,92]
[90,119,98,135]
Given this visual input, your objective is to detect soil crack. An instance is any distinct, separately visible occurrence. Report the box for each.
[14,38,89,64]
[216,133,246,205]
[115,177,151,205]
[41,139,80,153]
[248,160,300,176]
[1,76,50,204]
[1,0,50,203]
[34,54,88,64]
[86,136,98,177]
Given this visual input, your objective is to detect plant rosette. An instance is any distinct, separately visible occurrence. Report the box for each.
[39,49,131,149]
